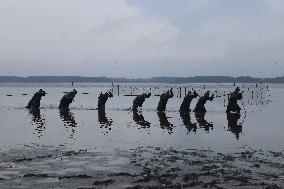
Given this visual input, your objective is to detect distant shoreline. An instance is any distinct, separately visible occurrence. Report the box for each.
[1,76,284,83]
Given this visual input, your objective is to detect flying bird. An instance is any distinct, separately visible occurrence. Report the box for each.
[115,60,119,70]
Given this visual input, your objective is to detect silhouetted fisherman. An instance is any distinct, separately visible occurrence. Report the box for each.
[193,91,214,113]
[157,89,174,112]
[179,90,198,112]
[226,87,243,113]
[227,113,242,140]
[132,93,151,111]
[133,110,151,128]
[157,111,174,134]
[26,89,46,109]
[195,112,213,132]
[59,89,77,109]
[180,111,197,133]
[98,92,113,110]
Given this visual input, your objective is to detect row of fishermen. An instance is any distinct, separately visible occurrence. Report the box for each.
[26,87,243,114]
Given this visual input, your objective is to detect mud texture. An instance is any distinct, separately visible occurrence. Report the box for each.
[0,145,283,189]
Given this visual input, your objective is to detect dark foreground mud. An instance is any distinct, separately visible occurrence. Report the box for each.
[0,145,283,189]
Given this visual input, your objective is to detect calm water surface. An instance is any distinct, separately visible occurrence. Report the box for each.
[0,83,283,152]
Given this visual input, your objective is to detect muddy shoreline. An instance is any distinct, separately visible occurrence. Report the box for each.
[0,145,283,189]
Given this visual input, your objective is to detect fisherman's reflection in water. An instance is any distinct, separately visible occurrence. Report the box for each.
[180,111,197,134]
[29,108,46,137]
[132,110,151,129]
[98,108,113,134]
[227,113,242,140]
[157,111,174,134]
[195,112,213,132]
[60,108,77,139]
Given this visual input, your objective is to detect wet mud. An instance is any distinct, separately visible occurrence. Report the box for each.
[0,145,283,189]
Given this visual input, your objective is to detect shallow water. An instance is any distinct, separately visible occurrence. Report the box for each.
[0,82,283,153]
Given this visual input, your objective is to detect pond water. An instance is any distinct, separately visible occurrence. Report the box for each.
[0,83,283,153]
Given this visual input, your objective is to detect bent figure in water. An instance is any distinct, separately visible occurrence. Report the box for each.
[98,92,113,110]
[157,89,174,112]
[26,89,46,109]
[193,91,214,113]
[132,93,151,111]
[59,89,77,109]
[179,90,198,112]
[226,87,243,113]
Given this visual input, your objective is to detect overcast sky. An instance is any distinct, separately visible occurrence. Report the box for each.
[0,0,284,78]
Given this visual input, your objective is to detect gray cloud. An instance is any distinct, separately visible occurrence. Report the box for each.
[0,0,283,77]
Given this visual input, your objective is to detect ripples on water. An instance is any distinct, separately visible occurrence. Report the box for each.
[0,83,283,152]
[29,108,46,138]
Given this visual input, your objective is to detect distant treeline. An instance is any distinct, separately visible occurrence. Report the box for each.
[0,76,284,83]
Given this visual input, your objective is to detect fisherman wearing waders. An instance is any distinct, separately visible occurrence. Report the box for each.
[98,92,113,110]
[226,87,243,114]
[132,93,151,111]
[157,89,174,112]
[26,89,46,109]
[193,91,214,113]
[59,89,77,109]
[179,90,198,112]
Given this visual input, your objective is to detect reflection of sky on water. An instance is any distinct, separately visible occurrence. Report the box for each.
[0,83,283,152]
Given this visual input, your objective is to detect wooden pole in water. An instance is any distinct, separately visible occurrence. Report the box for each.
[179,87,182,98]
[184,86,187,96]
[118,85,120,96]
